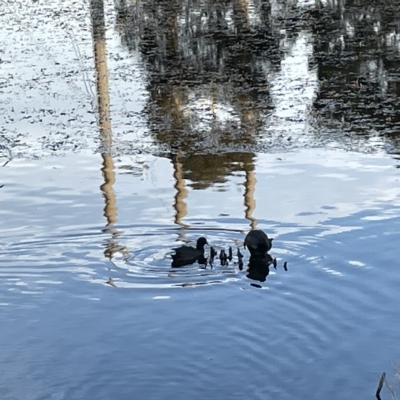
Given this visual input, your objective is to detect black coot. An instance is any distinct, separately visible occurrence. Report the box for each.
[244,230,273,256]
[171,237,208,267]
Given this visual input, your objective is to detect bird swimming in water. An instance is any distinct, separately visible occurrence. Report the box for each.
[244,230,273,256]
[171,237,209,267]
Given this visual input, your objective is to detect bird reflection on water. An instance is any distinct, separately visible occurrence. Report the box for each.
[246,253,275,283]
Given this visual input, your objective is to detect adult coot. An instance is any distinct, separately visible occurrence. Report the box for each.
[244,230,273,256]
[171,237,208,267]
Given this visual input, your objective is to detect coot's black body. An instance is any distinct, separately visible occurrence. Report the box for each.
[244,230,273,256]
[171,237,208,268]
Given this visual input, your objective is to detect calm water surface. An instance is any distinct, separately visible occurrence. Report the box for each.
[1,150,400,400]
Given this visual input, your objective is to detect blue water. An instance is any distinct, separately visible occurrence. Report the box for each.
[2,0,400,397]
[1,150,399,399]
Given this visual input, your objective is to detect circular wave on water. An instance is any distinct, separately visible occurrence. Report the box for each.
[98,223,300,290]
[102,229,249,289]
[0,224,293,293]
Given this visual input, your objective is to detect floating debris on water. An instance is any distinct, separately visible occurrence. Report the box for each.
[106,277,117,287]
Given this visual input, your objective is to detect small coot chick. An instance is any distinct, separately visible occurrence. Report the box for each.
[244,229,273,256]
[209,246,217,265]
[237,247,244,270]
[219,249,229,266]
[171,237,208,268]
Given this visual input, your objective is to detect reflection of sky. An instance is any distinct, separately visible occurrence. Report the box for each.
[253,151,399,228]
[1,149,399,236]
[265,30,318,138]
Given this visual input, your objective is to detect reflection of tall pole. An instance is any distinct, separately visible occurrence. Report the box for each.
[101,151,128,260]
[100,154,117,225]
[244,169,257,229]
[90,0,126,261]
[172,154,189,227]
[90,0,116,227]
[90,0,111,148]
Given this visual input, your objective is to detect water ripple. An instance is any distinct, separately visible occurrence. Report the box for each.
[104,229,246,289]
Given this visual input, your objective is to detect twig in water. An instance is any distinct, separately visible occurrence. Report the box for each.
[376,372,386,399]
[106,277,117,287]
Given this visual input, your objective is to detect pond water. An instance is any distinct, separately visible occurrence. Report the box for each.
[1,0,400,399]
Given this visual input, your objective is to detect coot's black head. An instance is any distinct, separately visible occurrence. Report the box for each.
[196,237,209,250]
